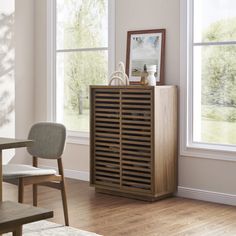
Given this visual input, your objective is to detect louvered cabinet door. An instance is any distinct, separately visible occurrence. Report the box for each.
[120,89,153,193]
[92,89,121,188]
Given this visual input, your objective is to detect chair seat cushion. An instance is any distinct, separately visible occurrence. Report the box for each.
[3,164,57,180]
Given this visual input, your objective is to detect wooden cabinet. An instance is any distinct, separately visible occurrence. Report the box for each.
[90,86,177,201]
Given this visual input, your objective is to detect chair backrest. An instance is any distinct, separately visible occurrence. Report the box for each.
[27,122,66,159]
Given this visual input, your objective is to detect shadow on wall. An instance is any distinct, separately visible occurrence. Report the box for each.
[0,12,15,128]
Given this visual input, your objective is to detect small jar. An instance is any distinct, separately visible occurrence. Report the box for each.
[146,65,157,86]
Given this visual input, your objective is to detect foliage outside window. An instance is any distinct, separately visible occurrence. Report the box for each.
[190,0,236,146]
[56,0,109,133]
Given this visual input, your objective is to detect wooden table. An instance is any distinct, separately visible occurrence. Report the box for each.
[0,201,53,235]
[0,138,33,201]
[0,138,53,236]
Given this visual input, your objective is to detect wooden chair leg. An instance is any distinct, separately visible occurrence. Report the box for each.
[58,158,69,226]
[33,184,38,206]
[61,179,69,226]
[18,179,24,203]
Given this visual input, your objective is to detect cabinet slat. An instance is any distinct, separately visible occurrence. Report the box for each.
[122,110,151,115]
[95,166,120,173]
[122,115,151,120]
[96,102,120,109]
[122,125,151,131]
[122,120,150,125]
[122,145,151,152]
[95,117,119,122]
[122,185,151,193]
[95,98,120,103]
[122,135,151,142]
[122,139,150,146]
[122,150,151,157]
[96,171,120,178]
[121,100,151,104]
[122,104,151,109]
[95,156,120,163]
[122,176,151,183]
[96,176,120,183]
[121,130,151,135]
[122,160,151,167]
[95,113,120,118]
[95,151,120,158]
[96,162,120,169]
[95,137,119,142]
[122,155,151,162]
[95,142,120,148]
[95,180,120,188]
[95,108,120,112]
[95,93,120,97]
[121,94,151,98]
[95,89,120,94]
[122,180,150,188]
[122,165,151,173]
[95,127,120,133]
[95,132,119,138]
[122,170,151,178]
[121,89,151,93]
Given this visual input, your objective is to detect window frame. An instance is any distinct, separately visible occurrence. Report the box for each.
[47,0,115,145]
[180,0,236,161]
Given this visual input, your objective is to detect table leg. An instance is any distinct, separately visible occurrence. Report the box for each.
[0,150,1,236]
[13,226,23,236]
[0,150,2,202]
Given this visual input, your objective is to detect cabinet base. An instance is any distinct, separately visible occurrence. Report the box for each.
[95,187,174,202]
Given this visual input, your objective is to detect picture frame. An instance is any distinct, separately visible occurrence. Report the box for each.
[126,29,166,85]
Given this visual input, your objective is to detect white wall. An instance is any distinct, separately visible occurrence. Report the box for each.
[115,0,180,86]
[34,0,47,122]
[33,0,236,202]
[0,1,15,163]
[179,156,236,194]
[14,0,35,164]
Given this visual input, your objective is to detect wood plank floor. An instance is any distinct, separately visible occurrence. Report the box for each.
[3,179,236,236]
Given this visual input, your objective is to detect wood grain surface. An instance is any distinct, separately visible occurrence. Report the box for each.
[4,179,236,236]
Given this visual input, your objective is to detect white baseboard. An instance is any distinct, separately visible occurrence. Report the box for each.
[40,165,89,182]
[38,169,236,206]
[177,186,236,206]
[64,169,89,181]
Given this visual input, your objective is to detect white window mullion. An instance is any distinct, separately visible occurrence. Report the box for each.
[187,0,194,146]
[194,41,236,46]
[108,0,116,76]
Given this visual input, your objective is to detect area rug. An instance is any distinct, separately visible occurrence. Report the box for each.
[5,220,101,236]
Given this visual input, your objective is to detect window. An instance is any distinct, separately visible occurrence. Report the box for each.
[48,0,115,142]
[181,0,236,157]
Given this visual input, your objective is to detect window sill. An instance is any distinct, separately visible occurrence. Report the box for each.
[180,143,236,162]
[66,131,89,146]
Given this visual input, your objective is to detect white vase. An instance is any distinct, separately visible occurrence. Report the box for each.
[146,65,157,86]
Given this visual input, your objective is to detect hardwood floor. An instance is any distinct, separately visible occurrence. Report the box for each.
[3,179,236,236]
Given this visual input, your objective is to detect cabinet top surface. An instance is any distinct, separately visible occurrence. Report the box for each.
[90,85,177,90]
